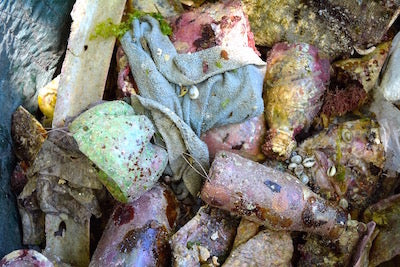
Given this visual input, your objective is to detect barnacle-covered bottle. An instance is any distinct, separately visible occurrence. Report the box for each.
[262,43,330,160]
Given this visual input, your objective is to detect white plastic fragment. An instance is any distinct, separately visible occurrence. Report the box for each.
[52,0,126,127]
[379,31,400,103]
[370,95,400,173]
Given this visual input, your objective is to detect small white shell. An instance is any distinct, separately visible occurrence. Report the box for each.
[300,173,309,184]
[189,85,199,99]
[303,157,316,168]
[288,162,297,170]
[291,155,302,164]
[327,165,337,177]
[294,164,304,177]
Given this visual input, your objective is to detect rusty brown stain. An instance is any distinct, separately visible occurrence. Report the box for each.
[118,221,170,266]
[113,204,135,226]
[163,189,178,228]
[220,50,229,60]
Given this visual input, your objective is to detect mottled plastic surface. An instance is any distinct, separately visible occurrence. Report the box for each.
[90,185,179,267]
[69,101,168,202]
[201,115,266,162]
[170,0,258,54]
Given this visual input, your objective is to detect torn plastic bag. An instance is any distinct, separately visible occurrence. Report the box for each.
[379,31,400,103]
[29,134,103,224]
[26,132,105,266]
[0,0,74,257]
[370,95,400,173]
[121,16,265,195]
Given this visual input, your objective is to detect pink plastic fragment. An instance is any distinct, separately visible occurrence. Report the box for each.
[170,0,259,55]
[201,115,266,162]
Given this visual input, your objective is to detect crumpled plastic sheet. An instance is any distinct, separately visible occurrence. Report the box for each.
[121,16,265,194]
[370,95,400,173]
[0,0,74,257]
[30,133,104,224]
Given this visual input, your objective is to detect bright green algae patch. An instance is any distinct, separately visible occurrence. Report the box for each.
[69,101,168,203]
[91,10,172,39]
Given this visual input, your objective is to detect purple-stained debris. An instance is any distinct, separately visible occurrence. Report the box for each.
[201,115,266,162]
[10,162,28,196]
[0,249,53,267]
[116,46,137,98]
[90,185,179,266]
[170,0,259,55]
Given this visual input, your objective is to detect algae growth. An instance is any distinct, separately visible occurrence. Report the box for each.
[92,10,172,40]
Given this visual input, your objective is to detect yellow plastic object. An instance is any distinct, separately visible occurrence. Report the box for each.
[38,75,59,119]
